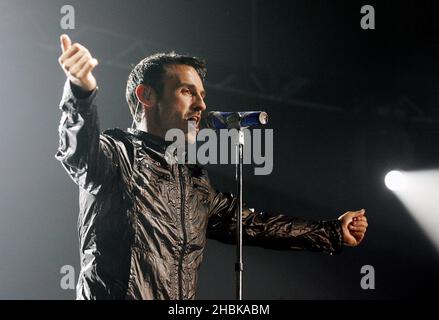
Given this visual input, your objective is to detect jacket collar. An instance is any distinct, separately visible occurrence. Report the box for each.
[127,128,173,154]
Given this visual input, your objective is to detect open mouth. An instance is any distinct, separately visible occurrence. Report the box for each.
[186,115,200,130]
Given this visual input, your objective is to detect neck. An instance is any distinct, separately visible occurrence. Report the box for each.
[136,116,148,132]
[136,113,167,140]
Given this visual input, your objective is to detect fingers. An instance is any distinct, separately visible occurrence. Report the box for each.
[339,210,367,234]
[339,209,366,221]
[349,209,366,224]
[351,230,365,237]
[348,225,367,233]
[351,232,365,244]
[76,58,98,79]
[349,219,368,232]
[353,215,367,222]
[58,42,97,77]
[341,209,368,247]
[340,208,368,247]
[62,49,88,70]
[60,34,71,53]
[68,51,92,74]
[353,209,366,218]
[352,229,365,237]
[58,43,85,66]
[343,233,359,247]
[351,219,368,227]
[57,36,98,91]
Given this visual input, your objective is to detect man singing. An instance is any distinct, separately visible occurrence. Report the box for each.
[56,34,368,300]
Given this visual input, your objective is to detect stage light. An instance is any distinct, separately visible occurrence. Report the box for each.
[385,170,406,191]
[386,170,439,252]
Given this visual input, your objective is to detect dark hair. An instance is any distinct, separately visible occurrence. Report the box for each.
[125,52,207,117]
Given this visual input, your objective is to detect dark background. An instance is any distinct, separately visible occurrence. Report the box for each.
[0,0,437,299]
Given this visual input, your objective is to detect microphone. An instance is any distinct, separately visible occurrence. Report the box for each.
[201,111,269,129]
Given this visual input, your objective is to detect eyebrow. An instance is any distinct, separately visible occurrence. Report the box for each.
[180,83,206,98]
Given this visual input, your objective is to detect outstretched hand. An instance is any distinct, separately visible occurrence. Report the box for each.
[338,209,368,247]
[58,34,98,92]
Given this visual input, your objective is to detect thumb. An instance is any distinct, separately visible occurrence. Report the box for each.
[60,34,71,53]
[353,209,366,219]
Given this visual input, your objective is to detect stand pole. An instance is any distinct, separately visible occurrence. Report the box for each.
[235,129,244,300]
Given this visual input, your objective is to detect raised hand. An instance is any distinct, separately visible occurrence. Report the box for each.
[58,34,98,92]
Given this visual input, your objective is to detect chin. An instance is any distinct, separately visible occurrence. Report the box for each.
[186,133,197,144]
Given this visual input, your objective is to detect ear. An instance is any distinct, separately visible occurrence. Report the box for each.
[135,84,156,109]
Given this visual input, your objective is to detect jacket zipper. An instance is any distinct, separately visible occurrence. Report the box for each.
[178,165,188,299]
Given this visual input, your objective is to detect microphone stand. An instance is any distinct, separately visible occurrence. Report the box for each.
[235,128,244,300]
[205,110,268,300]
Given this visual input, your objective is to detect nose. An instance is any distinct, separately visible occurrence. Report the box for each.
[193,94,207,112]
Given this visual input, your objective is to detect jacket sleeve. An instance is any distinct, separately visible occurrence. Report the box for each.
[206,188,343,255]
[55,80,119,195]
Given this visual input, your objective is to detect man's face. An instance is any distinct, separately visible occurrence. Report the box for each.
[152,64,206,143]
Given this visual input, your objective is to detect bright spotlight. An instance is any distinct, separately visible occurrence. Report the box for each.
[386,170,439,252]
[385,170,406,191]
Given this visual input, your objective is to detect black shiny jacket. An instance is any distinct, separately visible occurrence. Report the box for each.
[55,80,343,300]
